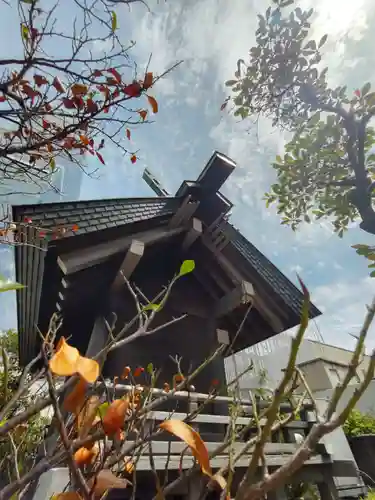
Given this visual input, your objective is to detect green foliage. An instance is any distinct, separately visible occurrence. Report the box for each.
[178,259,195,277]
[0,329,49,483]
[352,244,375,277]
[343,409,375,437]
[362,490,375,500]
[228,0,375,237]
[0,276,25,293]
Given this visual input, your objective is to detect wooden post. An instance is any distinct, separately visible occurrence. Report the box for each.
[317,475,339,500]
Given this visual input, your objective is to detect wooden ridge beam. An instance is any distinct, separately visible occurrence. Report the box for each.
[57,225,185,275]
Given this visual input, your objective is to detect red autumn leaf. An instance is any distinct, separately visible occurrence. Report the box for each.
[89,138,94,148]
[62,98,75,109]
[34,74,48,87]
[74,96,84,109]
[143,72,153,90]
[133,367,144,377]
[103,105,110,114]
[96,151,105,165]
[86,98,98,113]
[97,85,110,100]
[112,88,120,99]
[220,102,228,111]
[98,138,105,150]
[354,89,361,98]
[147,95,158,114]
[30,27,39,41]
[52,76,65,93]
[0,95,6,103]
[39,231,46,238]
[108,68,122,83]
[130,154,137,164]
[42,119,50,130]
[106,77,118,86]
[92,69,102,78]
[123,82,142,97]
[138,109,147,121]
[24,217,32,224]
[126,129,131,140]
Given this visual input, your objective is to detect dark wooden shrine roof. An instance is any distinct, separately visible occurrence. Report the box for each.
[13,195,321,365]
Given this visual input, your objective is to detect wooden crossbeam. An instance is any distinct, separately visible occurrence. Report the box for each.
[57,226,185,275]
[168,195,199,229]
[214,280,254,317]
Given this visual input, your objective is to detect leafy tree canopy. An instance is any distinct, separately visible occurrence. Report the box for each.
[227,0,375,237]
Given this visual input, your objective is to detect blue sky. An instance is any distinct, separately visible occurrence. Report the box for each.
[1,0,375,351]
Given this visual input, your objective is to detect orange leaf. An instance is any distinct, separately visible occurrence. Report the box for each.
[143,72,153,90]
[71,83,88,96]
[130,155,137,164]
[159,420,211,476]
[52,77,65,94]
[72,224,79,232]
[102,398,129,436]
[76,355,99,384]
[121,366,131,379]
[78,396,100,438]
[63,378,88,414]
[79,135,90,146]
[133,366,144,377]
[126,128,131,140]
[88,470,130,497]
[147,95,158,114]
[138,109,147,121]
[49,337,80,377]
[74,445,98,466]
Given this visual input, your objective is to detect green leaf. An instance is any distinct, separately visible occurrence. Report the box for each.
[111,11,118,31]
[0,276,25,293]
[225,80,237,87]
[362,82,371,96]
[178,260,195,277]
[318,34,328,48]
[49,157,56,172]
[146,363,154,375]
[21,24,29,40]
[143,303,161,312]
[365,92,375,107]
[97,402,110,419]
[370,270,375,278]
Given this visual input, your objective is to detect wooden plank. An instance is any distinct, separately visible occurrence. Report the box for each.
[123,441,300,455]
[130,454,330,471]
[103,382,314,413]
[144,410,309,429]
[57,226,185,275]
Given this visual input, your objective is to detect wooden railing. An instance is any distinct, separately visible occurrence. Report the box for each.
[103,383,363,498]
